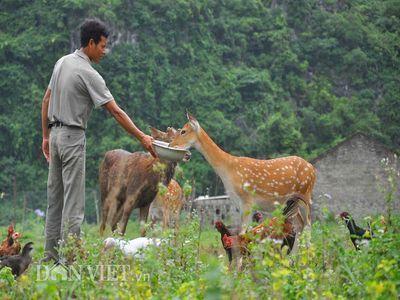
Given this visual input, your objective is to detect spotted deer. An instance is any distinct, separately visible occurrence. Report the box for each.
[169,113,316,233]
[150,179,185,229]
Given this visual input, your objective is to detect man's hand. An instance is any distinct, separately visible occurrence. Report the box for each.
[140,134,157,158]
[42,138,50,162]
[104,100,158,158]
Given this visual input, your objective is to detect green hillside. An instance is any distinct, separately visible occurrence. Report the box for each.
[0,0,399,222]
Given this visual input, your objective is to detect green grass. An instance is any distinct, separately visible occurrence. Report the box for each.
[0,213,399,299]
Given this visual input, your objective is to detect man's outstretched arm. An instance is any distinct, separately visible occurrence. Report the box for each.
[104,100,157,158]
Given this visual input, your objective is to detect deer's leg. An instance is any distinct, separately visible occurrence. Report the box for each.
[100,190,117,235]
[162,207,168,229]
[303,192,312,226]
[119,191,141,235]
[303,174,315,226]
[301,194,313,247]
[111,206,123,233]
[149,203,157,229]
[236,256,243,272]
[173,204,182,230]
[173,208,180,230]
[139,204,151,236]
[306,204,312,226]
[295,208,306,233]
[99,201,109,236]
[240,201,253,233]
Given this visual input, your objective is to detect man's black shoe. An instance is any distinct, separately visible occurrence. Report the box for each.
[39,252,58,264]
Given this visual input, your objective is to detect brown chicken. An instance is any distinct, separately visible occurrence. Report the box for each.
[0,225,22,257]
[223,194,307,256]
[215,220,241,263]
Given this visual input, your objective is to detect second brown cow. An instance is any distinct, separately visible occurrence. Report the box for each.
[99,127,180,236]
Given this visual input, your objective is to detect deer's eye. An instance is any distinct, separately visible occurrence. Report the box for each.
[181,130,186,135]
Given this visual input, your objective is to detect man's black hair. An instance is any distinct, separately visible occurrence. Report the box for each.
[80,18,109,47]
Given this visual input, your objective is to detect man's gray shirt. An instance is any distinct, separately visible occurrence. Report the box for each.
[48,49,113,129]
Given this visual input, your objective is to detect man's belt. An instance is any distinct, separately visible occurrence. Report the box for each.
[48,121,84,130]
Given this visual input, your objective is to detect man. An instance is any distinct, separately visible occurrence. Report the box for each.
[41,19,156,262]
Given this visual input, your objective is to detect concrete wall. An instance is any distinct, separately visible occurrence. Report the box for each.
[188,196,241,227]
[311,134,400,220]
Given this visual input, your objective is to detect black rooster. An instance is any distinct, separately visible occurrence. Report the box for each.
[0,242,34,277]
[340,212,373,250]
[252,211,264,224]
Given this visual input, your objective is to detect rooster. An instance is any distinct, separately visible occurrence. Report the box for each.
[223,194,307,256]
[0,225,22,257]
[0,242,34,278]
[216,211,264,260]
[215,221,241,263]
[252,211,264,224]
[340,212,373,250]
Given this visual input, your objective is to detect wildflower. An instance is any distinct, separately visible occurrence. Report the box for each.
[34,209,45,218]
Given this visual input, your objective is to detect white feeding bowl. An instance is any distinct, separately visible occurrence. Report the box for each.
[152,140,190,162]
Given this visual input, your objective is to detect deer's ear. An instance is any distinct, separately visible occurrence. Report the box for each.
[167,127,178,137]
[186,111,200,132]
[150,127,165,139]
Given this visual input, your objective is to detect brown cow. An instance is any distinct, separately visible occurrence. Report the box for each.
[150,179,185,229]
[99,127,180,236]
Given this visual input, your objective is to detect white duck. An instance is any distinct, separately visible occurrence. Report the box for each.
[103,237,161,258]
